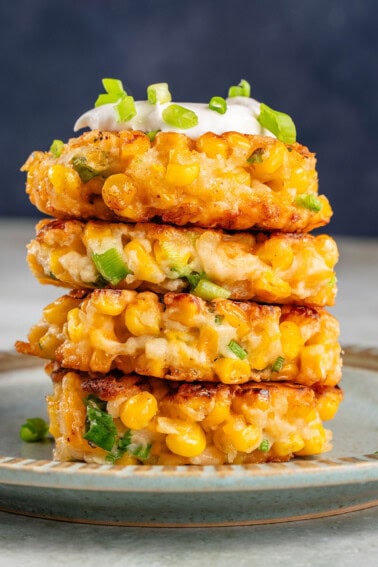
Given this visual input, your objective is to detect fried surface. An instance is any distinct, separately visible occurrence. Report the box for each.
[22,130,332,232]
[47,366,342,465]
[16,290,342,386]
[28,219,338,306]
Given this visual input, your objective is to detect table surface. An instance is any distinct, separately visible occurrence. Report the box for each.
[0,218,377,567]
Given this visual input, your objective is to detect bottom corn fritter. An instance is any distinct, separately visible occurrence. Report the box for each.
[47,365,343,465]
[16,289,342,387]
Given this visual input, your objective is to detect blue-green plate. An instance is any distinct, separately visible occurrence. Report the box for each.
[0,347,377,527]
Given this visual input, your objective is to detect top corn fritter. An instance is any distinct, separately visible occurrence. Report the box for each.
[22,80,332,232]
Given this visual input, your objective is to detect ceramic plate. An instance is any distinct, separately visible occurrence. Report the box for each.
[0,347,377,527]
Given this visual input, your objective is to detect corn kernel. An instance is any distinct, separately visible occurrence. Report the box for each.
[216,302,250,338]
[300,345,329,382]
[115,454,139,465]
[297,424,327,455]
[120,392,158,430]
[199,326,219,358]
[91,292,128,316]
[102,173,136,208]
[272,433,305,457]
[43,296,79,325]
[250,144,286,178]
[222,416,262,453]
[213,358,251,384]
[124,240,164,283]
[317,392,340,421]
[165,421,206,457]
[37,333,62,358]
[125,294,161,336]
[89,349,113,373]
[196,133,228,158]
[67,308,85,342]
[202,400,230,429]
[255,272,291,301]
[120,133,150,159]
[49,248,69,276]
[258,239,294,271]
[165,162,200,186]
[167,295,200,326]
[280,321,303,359]
[48,164,81,194]
[135,353,166,378]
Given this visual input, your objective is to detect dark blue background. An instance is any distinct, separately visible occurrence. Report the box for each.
[1,0,377,235]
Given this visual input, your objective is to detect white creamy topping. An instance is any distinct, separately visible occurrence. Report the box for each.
[74,97,275,139]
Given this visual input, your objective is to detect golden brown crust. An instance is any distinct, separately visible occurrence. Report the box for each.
[22,130,332,232]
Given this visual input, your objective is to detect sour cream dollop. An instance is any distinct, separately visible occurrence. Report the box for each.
[74,97,275,139]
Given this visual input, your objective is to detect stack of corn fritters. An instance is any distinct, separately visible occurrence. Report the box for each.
[16,86,342,465]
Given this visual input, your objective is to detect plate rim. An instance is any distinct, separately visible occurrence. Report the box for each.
[0,345,377,493]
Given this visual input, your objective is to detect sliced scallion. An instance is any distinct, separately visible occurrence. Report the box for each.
[92,248,132,286]
[147,130,160,142]
[162,104,199,129]
[147,82,172,104]
[209,96,227,114]
[258,103,296,144]
[258,439,270,452]
[193,279,231,301]
[95,92,123,108]
[186,271,206,290]
[271,356,285,372]
[102,78,125,95]
[247,148,264,164]
[228,79,251,98]
[50,139,64,158]
[214,314,224,325]
[20,417,49,443]
[72,156,100,183]
[83,398,117,452]
[228,340,248,360]
[115,95,137,123]
[295,193,322,212]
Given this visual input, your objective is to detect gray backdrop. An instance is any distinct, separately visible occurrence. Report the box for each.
[1,0,377,236]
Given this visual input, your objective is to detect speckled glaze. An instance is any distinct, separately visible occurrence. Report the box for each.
[0,346,377,527]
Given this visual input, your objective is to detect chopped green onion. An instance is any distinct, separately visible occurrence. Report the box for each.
[271,356,285,372]
[228,340,248,360]
[83,397,117,452]
[92,248,132,286]
[147,82,172,104]
[48,271,59,281]
[214,314,224,325]
[71,156,100,183]
[115,95,137,123]
[50,139,64,158]
[162,104,199,129]
[20,417,49,443]
[95,92,123,108]
[193,279,231,301]
[228,79,251,98]
[147,130,160,142]
[209,96,227,114]
[295,194,322,212]
[258,103,296,144]
[327,275,337,287]
[186,271,206,290]
[102,78,125,95]
[258,439,270,452]
[130,443,152,460]
[247,148,264,164]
